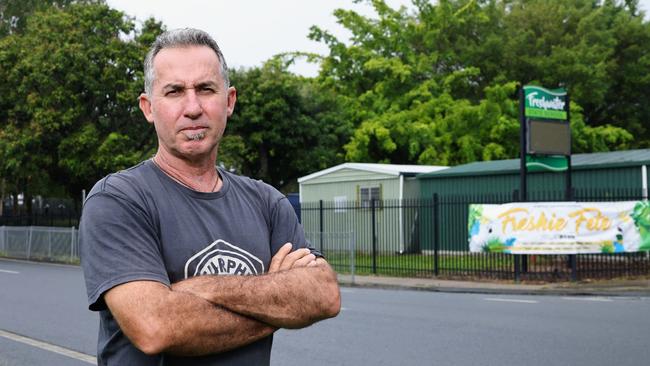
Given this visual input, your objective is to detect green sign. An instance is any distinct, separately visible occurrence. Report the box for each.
[528,119,571,155]
[525,155,568,172]
[524,85,567,120]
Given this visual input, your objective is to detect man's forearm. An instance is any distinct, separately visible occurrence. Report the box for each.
[105,281,275,356]
[160,291,276,356]
[172,259,341,329]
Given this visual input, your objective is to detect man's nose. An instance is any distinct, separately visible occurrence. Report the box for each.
[183,90,203,119]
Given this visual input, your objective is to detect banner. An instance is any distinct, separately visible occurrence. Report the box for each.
[468,201,650,254]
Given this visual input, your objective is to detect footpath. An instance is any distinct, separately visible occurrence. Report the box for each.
[337,274,650,297]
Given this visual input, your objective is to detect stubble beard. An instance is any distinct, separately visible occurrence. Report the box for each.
[185,131,206,141]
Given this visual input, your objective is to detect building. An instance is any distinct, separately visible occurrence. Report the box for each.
[298,163,447,253]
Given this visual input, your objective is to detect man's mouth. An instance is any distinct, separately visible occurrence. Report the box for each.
[181,126,207,141]
[187,132,205,141]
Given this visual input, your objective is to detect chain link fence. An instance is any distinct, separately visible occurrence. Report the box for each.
[0,226,79,263]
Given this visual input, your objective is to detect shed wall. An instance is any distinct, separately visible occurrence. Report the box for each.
[646,165,649,198]
[301,177,400,203]
[421,166,644,199]
[403,177,421,199]
[300,175,420,254]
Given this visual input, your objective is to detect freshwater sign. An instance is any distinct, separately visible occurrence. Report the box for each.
[468,201,650,254]
[524,85,567,120]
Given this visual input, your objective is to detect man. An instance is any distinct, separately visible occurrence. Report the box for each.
[80,28,340,366]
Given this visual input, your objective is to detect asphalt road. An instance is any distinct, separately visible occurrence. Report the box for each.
[1,259,649,366]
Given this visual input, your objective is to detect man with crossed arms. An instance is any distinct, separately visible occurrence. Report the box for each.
[80,28,340,365]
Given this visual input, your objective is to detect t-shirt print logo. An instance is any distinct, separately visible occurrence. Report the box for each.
[184,239,265,279]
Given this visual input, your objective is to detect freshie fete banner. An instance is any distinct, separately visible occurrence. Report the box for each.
[468,201,650,254]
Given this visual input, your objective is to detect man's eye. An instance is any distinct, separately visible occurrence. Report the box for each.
[165,89,181,96]
[198,87,215,94]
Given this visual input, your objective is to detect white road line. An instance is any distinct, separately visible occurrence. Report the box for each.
[484,298,539,304]
[561,297,613,302]
[0,269,19,274]
[0,329,95,364]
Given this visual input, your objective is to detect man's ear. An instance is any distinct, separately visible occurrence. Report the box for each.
[139,93,155,123]
[226,87,237,117]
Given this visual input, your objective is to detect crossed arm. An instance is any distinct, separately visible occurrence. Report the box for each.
[104,244,341,356]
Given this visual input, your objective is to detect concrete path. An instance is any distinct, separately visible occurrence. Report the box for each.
[337,274,650,296]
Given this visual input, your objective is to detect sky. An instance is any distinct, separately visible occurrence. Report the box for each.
[106,0,412,76]
[106,0,650,77]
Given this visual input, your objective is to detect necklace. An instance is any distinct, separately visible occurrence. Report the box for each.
[151,156,220,192]
[209,174,220,192]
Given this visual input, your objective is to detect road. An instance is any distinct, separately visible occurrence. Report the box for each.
[1,259,649,366]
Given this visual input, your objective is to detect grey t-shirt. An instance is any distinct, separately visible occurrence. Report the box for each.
[80,159,317,366]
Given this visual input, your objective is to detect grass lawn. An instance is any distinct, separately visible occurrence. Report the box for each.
[324,251,514,277]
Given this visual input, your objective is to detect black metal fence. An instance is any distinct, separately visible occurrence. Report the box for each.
[1,197,81,228]
[300,188,650,282]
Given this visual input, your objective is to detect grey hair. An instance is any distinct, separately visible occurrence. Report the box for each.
[143,28,229,96]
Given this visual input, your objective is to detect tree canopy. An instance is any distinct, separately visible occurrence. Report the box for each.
[309,0,642,165]
[0,0,101,37]
[224,59,350,192]
[0,3,163,202]
[1,0,648,204]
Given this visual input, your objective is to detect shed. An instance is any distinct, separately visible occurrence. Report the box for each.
[298,163,447,203]
[298,163,447,253]
[418,149,650,198]
[417,149,650,252]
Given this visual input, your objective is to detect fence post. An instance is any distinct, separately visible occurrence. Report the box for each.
[512,190,521,282]
[371,199,377,275]
[319,200,324,253]
[569,254,577,282]
[565,184,577,282]
[48,229,52,259]
[27,226,33,260]
[514,255,521,283]
[70,227,76,261]
[433,194,439,276]
[350,232,356,285]
[0,226,5,254]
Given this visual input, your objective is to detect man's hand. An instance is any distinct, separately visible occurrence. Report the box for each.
[169,243,340,329]
[268,243,316,272]
[173,243,318,296]
[172,243,313,296]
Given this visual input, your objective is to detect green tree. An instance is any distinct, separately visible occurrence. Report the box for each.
[494,0,650,143]
[0,3,163,211]
[0,0,100,37]
[310,0,640,166]
[224,59,350,192]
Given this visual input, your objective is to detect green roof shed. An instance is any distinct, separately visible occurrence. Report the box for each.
[418,149,650,199]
